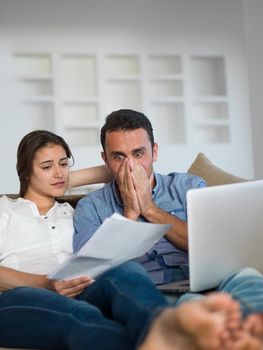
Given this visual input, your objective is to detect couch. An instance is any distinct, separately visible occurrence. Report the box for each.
[4,152,246,208]
[0,153,246,350]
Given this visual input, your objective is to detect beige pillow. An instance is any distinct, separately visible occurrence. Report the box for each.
[187,153,246,186]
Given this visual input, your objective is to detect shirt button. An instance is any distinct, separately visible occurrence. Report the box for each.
[44,216,48,219]
[51,226,56,229]
[170,211,175,216]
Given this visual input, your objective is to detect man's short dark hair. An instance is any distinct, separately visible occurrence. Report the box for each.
[100,109,154,151]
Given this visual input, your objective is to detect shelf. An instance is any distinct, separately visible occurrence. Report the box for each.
[149,75,183,81]
[148,55,182,75]
[13,52,232,148]
[105,80,142,113]
[194,102,228,122]
[194,125,230,144]
[193,96,228,103]
[14,53,52,75]
[105,55,140,75]
[150,103,186,144]
[65,122,101,128]
[23,103,54,130]
[18,75,53,81]
[150,97,185,103]
[149,80,183,97]
[61,55,97,99]
[18,80,53,97]
[190,56,226,96]
[106,75,141,81]
[63,103,99,125]
[64,128,100,147]
[22,96,54,103]
[63,98,100,104]
[194,120,229,127]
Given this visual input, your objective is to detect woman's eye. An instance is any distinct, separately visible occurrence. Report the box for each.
[60,162,69,167]
[42,165,51,170]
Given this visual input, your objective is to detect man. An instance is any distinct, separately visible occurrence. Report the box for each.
[73,108,205,285]
[72,109,263,347]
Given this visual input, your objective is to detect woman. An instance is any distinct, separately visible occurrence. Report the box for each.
[0,130,262,350]
[0,130,112,296]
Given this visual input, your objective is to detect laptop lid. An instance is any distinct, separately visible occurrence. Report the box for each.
[187,180,263,292]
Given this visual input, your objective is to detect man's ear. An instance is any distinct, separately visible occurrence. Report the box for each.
[153,143,158,162]
[101,151,109,167]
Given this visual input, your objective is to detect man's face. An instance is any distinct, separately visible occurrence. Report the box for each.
[101,128,158,184]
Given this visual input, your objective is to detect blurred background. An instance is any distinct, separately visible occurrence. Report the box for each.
[0,0,262,193]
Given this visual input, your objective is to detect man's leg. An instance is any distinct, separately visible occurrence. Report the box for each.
[76,261,261,350]
[218,268,263,317]
[175,268,263,317]
[77,261,169,346]
[0,286,132,350]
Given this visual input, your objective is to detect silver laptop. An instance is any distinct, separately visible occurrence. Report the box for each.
[187,180,263,292]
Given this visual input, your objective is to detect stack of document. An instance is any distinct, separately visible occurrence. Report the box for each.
[49,213,170,280]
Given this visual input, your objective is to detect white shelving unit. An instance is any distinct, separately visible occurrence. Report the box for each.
[14,53,55,130]
[13,52,230,148]
[190,56,229,144]
[104,54,142,115]
[60,54,101,146]
[147,55,186,144]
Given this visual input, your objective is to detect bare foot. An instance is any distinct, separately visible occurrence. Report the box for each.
[227,313,263,350]
[138,293,241,350]
[242,313,263,339]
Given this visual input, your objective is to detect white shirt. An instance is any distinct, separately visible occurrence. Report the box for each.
[0,195,74,275]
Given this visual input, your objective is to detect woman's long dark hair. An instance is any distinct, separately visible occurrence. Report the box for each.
[16,130,73,197]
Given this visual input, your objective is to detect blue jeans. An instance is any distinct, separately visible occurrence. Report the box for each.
[176,267,263,317]
[0,261,168,350]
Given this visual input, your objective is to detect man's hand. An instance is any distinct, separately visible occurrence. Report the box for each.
[130,160,156,217]
[117,160,140,220]
[130,160,188,250]
[47,276,94,298]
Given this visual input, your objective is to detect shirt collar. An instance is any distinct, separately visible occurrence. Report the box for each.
[21,197,61,217]
[152,173,160,197]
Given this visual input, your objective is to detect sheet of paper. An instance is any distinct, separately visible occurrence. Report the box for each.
[49,213,170,280]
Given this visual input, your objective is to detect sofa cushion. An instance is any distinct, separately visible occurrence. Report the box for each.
[187,152,246,186]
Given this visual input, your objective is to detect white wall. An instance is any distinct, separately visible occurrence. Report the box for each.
[0,0,257,192]
[243,0,263,179]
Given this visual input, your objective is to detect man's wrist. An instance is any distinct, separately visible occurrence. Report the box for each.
[141,202,158,220]
[123,210,139,221]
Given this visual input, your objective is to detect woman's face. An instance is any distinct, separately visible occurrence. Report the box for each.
[27,144,70,199]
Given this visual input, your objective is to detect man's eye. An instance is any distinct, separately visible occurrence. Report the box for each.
[135,152,143,158]
[114,155,124,161]
[60,162,69,167]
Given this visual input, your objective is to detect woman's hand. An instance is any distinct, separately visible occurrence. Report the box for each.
[47,276,95,298]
